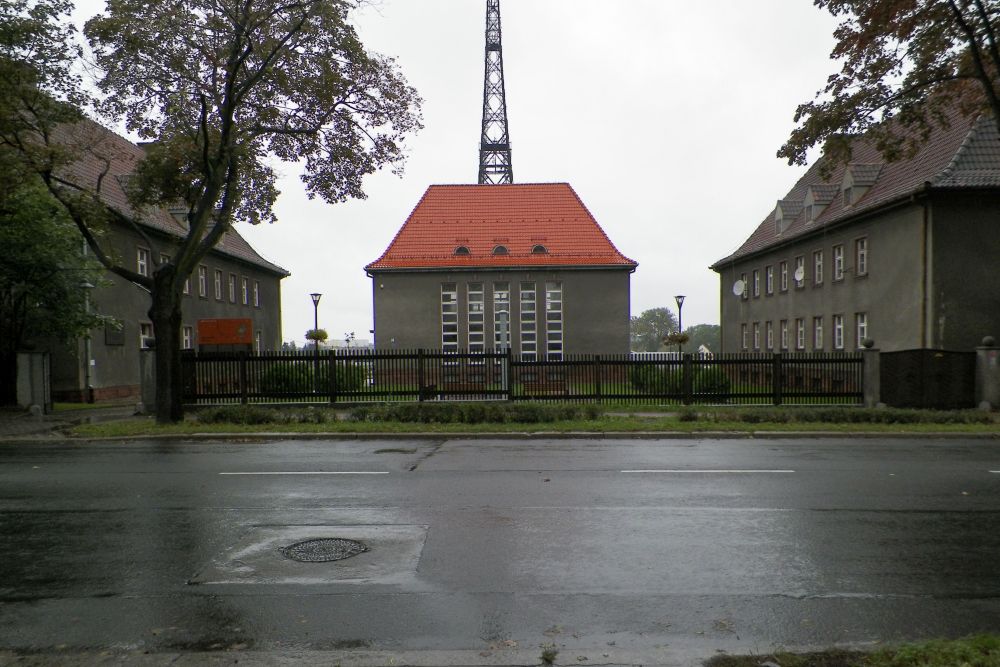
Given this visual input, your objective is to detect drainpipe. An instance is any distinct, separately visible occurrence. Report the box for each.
[919,183,932,349]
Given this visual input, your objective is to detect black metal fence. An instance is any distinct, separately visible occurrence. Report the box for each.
[881,349,976,409]
[181,349,864,407]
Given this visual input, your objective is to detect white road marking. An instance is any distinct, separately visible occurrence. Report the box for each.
[219,471,390,476]
[621,469,795,474]
[990,471,1000,474]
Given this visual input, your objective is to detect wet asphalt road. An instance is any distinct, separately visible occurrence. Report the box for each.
[1,436,1000,665]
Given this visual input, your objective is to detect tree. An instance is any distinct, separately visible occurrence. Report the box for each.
[629,307,678,352]
[3,0,422,422]
[684,324,721,354]
[779,0,1000,168]
[0,161,103,406]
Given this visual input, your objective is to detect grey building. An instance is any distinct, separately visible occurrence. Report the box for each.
[48,120,288,402]
[711,112,1000,354]
[366,184,637,356]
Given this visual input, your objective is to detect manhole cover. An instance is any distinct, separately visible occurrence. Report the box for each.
[280,538,368,563]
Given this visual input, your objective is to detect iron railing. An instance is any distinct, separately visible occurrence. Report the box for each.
[181,349,864,406]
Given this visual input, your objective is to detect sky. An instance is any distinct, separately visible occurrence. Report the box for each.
[70,0,841,346]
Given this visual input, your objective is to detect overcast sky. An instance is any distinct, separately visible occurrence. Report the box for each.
[70,0,840,345]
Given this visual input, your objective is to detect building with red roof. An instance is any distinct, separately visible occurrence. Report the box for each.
[366,183,637,356]
[711,110,1000,354]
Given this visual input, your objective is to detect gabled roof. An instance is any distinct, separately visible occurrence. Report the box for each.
[55,119,289,277]
[366,183,637,271]
[712,110,1000,268]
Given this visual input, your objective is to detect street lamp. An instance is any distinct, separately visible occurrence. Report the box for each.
[80,281,95,403]
[674,294,686,355]
[310,293,322,395]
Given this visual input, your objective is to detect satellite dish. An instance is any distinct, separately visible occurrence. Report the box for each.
[793,266,805,282]
[732,279,746,296]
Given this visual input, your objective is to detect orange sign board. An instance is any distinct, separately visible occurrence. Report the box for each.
[198,318,253,345]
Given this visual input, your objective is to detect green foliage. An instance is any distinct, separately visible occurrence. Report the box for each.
[779,1,1000,170]
[867,635,1000,667]
[629,364,684,394]
[259,361,365,394]
[693,366,732,395]
[699,408,992,425]
[349,402,602,425]
[684,324,721,353]
[195,405,335,425]
[630,307,678,352]
[305,328,328,342]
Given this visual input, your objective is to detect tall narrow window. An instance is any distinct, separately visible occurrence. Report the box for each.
[856,237,868,276]
[794,256,805,288]
[214,269,223,300]
[795,319,805,350]
[198,266,207,297]
[254,330,262,353]
[467,283,484,353]
[441,283,459,352]
[228,274,237,303]
[855,312,868,348]
[833,314,845,350]
[765,321,774,350]
[137,247,149,277]
[833,244,845,280]
[813,316,824,351]
[241,277,249,305]
[253,280,260,308]
[182,326,193,350]
[752,322,760,350]
[752,269,760,297]
[519,283,537,361]
[740,272,748,300]
[741,323,748,350]
[765,266,774,295]
[780,320,789,350]
[813,250,824,285]
[493,282,511,349]
[545,281,563,360]
[779,261,788,292]
[139,322,153,349]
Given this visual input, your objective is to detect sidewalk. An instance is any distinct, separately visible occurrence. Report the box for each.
[0,404,138,439]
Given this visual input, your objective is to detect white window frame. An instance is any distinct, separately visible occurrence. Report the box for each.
[467,283,485,353]
[228,274,237,303]
[752,270,760,297]
[856,312,868,348]
[765,266,774,295]
[813,316,824,351]
[779,262,788,292]
[765,321,774,350]
[182,325,193,350]
[441,283,459,353]
[856,237,868,276]
[833,244,845,281]
[493,282,511,350]
[741,323,748,350]
[253,280,260,308]
[519,282,537,361]
[545,281,564,360]
[833,314,845,350]
[752,322,760,350]
[795,319,805,350]
[139,322,153,349]
[794,256,805,289]
[198,266,207,298]
[137,247,149,277]
[813,250,824,285]
[214,269,223,300]
[780,320,789,350]
[241,277,249,305]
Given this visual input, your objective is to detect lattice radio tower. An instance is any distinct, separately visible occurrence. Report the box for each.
[478,0,513,185]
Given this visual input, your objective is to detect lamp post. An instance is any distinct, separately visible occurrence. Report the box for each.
[310,293,322,395]
[674,294,686,355]
[81,281,95,403]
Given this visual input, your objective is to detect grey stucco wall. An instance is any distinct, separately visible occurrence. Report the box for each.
[48,223,285,399]
[370,268,632,355]
[716,203,927,353]
[930,190,1000,351]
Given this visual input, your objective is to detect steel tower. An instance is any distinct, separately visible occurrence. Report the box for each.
[478,0,513,185]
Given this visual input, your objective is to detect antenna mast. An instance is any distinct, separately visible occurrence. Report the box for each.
[478,0,513,185]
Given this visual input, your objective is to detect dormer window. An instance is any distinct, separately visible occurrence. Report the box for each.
[841,163,882,209]
[774,200,802,235]
[454,246,471,256]
[492,245,509,255]
[531,244,548,254]
[843,187,854,207]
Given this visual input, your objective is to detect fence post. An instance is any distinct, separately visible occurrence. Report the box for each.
[594,355,602,402]
[861,340,881,408]
[976,336,1000,410]
[418,349,426,402]
[682,354,693,405]
[505,348,513,401]
[772,353,783,406]
[329,350,338,404]
[238,352,248,405]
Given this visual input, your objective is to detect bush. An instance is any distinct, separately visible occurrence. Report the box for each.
[259,361,366,395]
[629,365,683,394]
[196,405,289,425]
[693,367,732,395]
[349,402,603,424]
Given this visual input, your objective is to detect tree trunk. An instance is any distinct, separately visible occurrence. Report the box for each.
[150,272,184,424]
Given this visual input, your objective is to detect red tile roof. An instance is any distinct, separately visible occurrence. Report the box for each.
[366,183,637,271]
[712,110,1000,269]
[55,119,289,276]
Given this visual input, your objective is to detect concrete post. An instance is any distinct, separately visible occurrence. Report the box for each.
[975,336,1000,411]
[138,350,156,415]
[861,340,881,409]
[16,352,51,414]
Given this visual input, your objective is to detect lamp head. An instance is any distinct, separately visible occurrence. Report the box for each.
[310,292,322,306]
[674,294,686,308]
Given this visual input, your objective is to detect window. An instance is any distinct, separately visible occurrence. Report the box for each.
[493,282,511,349]
[833,244,845,281]
[545,281,563,360]
[765,321,774,350]
[241,277,248,305]
[531,244,548,254]
[813,250,824,285]
[454,246,471,255]
[467,283,484,353]
[198,266,207,298]
[813,317,824,351]
[780,320,789,350]
[182,326,193,350]
[779,261,788,292]
[441,283,459,352]
[843,187,854,207]
[752,322,761,350]
[492,245,509,255]
[228,274,236,303]
[856,312,868,348]
[795,319,805,350]
[137,247,149,277]
[253,280,260,308]
[765,266,774,295]
[740,272,748,300]
[856,237,868,276]
[833,314,845,350]
[794,256,805,288]
[752,269,760,297]
[139,322,153,349]
[520,283,537,360]
[214,270,223,300]
[255,330,262,353]
[184,277,190,295]
[741,323,748,350]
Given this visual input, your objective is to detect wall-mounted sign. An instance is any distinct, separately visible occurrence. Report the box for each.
[198,318,253,345]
